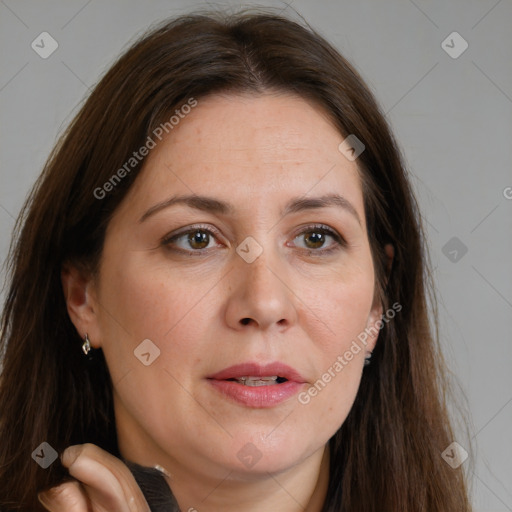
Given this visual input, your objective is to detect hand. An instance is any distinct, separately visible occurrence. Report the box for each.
[38,443,151,512]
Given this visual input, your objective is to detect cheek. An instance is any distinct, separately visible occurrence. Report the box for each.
[302,267,376,352]
[97,261,217,440]
[298,361,363,443]
[296,320,368,440]
[295,273,375,426]
[97,257,216,382]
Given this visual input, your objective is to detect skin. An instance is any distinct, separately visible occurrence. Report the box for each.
[39,444,151,512]
[57,92,392,512]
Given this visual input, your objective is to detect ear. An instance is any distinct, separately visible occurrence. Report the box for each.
[61,263,102,349]
[365,243,395,354]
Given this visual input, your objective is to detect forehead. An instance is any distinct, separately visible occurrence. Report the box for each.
[117,92,365,224]
[164,92,350,169]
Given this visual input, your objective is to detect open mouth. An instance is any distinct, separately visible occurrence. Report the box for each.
[207,363,305,407]
[227,376,289,386]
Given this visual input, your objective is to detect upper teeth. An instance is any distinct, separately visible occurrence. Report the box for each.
[236,376,279,386]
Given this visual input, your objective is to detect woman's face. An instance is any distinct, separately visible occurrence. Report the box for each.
[78,93,384,481]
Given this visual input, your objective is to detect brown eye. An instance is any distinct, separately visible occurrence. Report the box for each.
[303,231,327,249]
[162,226,220,253]
[291,225,345,254]
[187,230,210,249]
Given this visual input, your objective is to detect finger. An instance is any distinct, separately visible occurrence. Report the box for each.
[38,481,89,512]
[61,444,151,512]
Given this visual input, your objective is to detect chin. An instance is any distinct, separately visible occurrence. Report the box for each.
[220,431,321,477]
[225,456,304,481]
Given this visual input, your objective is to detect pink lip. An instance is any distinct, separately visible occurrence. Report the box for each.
[207,362,307,408]
[208,362,307,382]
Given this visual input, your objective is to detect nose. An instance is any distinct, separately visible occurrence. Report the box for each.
[224,247,298,332]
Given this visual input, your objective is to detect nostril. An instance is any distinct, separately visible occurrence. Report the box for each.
[240,318,251,325]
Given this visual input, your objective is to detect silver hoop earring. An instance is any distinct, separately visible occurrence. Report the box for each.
[364,353,372,366]
[82,333,91,355]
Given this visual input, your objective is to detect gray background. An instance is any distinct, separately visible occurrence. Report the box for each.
[1,0,511,510]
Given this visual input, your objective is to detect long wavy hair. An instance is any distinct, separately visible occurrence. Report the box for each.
[0,9,471,511]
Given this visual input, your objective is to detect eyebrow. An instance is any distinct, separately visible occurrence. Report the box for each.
[139,192,361,225]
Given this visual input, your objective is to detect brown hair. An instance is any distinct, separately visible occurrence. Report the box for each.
[0,10,471,511]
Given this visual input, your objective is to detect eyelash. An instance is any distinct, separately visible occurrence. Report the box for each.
[161,223,346,257]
